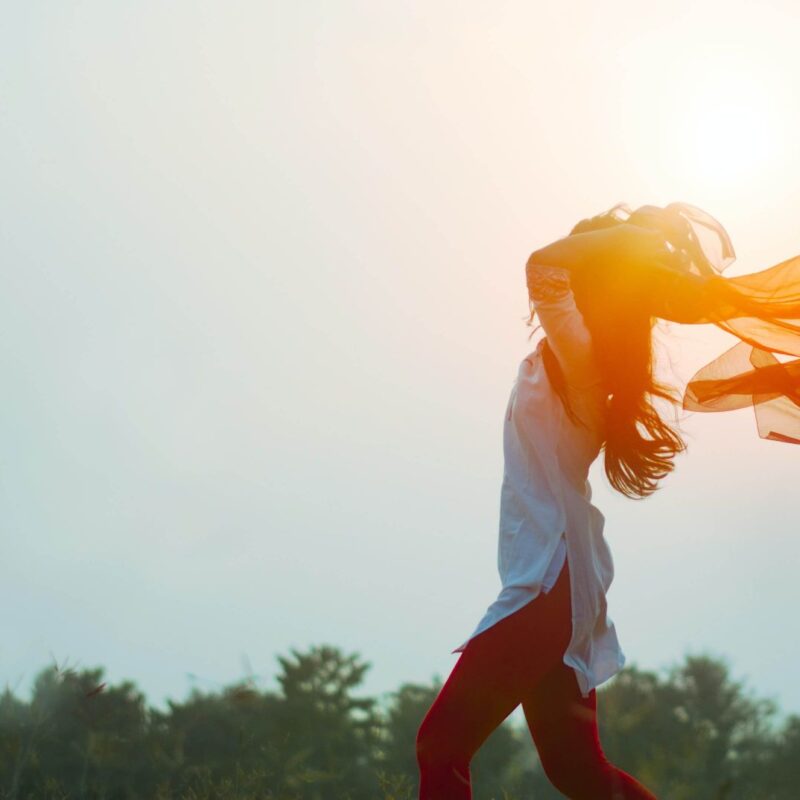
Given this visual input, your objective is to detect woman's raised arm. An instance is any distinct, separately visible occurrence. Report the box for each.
[526,223,675,278]
[525,261,603,389]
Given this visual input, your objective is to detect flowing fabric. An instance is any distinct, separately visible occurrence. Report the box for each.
[623,202,800,444]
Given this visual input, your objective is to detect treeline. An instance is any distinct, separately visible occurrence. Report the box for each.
[1,645,798,799]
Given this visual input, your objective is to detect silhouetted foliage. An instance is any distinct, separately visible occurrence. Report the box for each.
[0,646,798,799]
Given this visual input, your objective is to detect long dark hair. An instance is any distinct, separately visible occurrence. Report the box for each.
[527,204,687,499]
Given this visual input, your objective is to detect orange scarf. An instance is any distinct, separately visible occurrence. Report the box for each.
[629,202,800,444]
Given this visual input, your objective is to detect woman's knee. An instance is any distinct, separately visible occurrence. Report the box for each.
[415,717,444,768]
[415,721,431,767]
[539,750,616,799]
[416,714,464,770]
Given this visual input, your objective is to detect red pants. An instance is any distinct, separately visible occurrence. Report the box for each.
[416,558,658,799]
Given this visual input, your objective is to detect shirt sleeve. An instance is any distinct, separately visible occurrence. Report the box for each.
[526,262,603,389]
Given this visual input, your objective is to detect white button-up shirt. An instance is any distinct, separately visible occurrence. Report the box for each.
[452,263,626,698]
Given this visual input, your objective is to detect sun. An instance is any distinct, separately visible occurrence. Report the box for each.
[678,76,778,187]
[659,43,798,199]
[620,43,793,201]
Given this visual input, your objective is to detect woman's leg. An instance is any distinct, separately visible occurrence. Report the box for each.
[416,562,574,800]
[521,660,658,799]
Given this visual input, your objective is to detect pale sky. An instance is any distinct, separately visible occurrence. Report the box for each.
[2,1,800,721]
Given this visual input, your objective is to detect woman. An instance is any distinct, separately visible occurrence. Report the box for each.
[415,202,800,799]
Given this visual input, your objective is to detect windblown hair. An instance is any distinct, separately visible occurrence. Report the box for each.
[526,204,687,500]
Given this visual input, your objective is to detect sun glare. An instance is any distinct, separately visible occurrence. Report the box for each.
[680,80,777,186]
[618,38,794,204]
[679,38,800,196]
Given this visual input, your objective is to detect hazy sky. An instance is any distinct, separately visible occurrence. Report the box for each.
[3,1,800,721]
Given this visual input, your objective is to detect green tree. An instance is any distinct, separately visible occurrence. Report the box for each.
[378,680,440,786]
[1,659,151,799]
[1,648,799,799]
[272,644,383,799]
[152,682,284,797]
[598,652,779,799]
[740,713,800,800]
